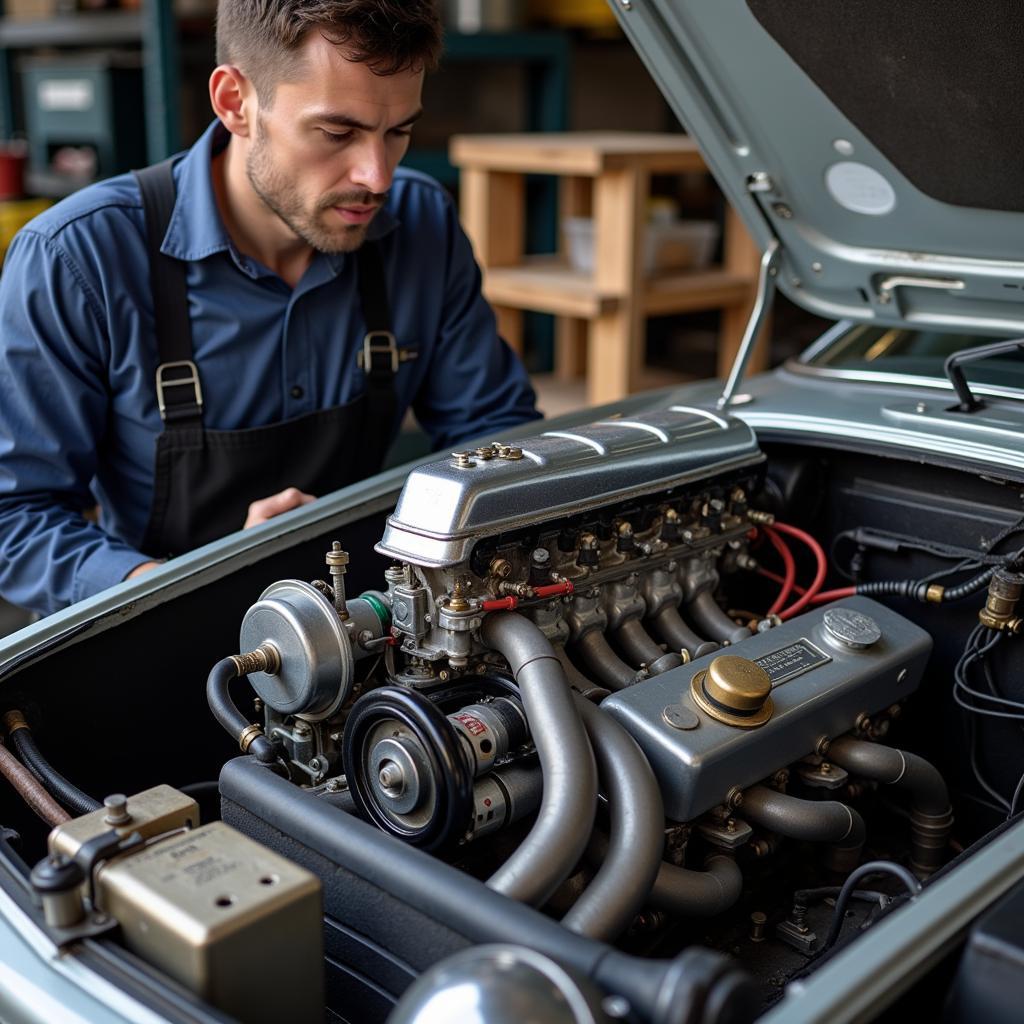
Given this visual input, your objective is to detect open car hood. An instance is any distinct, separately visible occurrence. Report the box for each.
[611,0,1024,337]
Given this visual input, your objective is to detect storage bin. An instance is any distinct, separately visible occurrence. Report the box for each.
[19,53,146,181]
[564,215,719,277]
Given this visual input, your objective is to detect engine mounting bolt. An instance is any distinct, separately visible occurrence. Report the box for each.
[749,911,767,942]
[325,778,343,793]
[855,713,871,733]
[821,762,832,774]
[726,818,738,833]
[726,786,744,810]
[294,722,312,738]
[815,736,830,756]
[103,794,132,827]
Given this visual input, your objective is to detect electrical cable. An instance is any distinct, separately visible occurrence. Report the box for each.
[763,527,796,615]
[770,522,828,620]
[818,861,922,955]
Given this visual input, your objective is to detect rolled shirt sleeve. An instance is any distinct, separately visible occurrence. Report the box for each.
[0,229,148,614]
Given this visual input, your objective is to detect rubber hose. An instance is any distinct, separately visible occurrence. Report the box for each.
[0,742,70,827]
[206,657,277,764]
[589,831,743,919]
[652,604,720,659]
[741,786,865,851]
[4,718,100,816]
[562,695,664,940]
[614,619,682,674]
[828,736,953,874]
[574,629,638,690]
[686,590,751,645]
[856,567,994,603]
[481,613,598,907]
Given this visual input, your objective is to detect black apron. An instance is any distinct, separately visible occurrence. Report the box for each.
[133,160,408,558]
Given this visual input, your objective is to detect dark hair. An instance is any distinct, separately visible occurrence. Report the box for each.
[216,0,442,102]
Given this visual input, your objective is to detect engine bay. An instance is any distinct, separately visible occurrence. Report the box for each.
[2,402,1023,1024]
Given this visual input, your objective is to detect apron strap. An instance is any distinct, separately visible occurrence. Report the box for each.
[136,158,401,447]
[133,159,204,428]
[354,243,401,461]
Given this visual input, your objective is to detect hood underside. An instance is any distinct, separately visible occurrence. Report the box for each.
[612,0,1024,337]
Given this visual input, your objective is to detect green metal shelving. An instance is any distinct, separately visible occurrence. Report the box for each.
[0,0,181,178]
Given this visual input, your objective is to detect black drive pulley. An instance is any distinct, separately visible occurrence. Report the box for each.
[343,686,474,852]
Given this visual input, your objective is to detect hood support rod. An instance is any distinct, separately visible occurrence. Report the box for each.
[718,239,780,410]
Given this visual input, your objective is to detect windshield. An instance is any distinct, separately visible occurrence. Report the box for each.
[802,325,1024,392]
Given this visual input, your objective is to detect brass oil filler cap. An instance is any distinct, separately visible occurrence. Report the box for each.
[690,654,773,728]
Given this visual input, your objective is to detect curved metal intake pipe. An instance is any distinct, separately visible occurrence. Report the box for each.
[573,629,640,691]
[741,785,865,872]
[686,590,752,646]
[828,736,953,876]
[651,854,743,918]
[589,831,743,919]
[480,613,598,906]
[562,695,665,940]
[651,605,720,659]
[554,646,609,701]
[614,619,683,675]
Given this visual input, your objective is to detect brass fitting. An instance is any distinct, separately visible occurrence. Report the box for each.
[448,578,472,612]
[237,724,265,755]
[747,509,775,525]
[925,584,945,604]
[2,709,29,736]
[230,643,281,677]
[489,558,513,580]
[979,569,1024,631]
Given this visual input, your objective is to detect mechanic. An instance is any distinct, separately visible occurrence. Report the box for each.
[0,0,540,616]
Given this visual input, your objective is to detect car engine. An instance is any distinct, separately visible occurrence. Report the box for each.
[204,405,952,1021]
[14,402,1024,1024]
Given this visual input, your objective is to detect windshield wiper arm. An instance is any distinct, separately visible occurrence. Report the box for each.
[945,337,1024,412]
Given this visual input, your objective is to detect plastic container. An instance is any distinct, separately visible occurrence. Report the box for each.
[564,216,720,277]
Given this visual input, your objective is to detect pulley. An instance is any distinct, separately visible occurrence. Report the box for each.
[343,687,474,852]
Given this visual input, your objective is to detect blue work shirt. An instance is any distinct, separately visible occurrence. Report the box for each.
[0,121,540,614]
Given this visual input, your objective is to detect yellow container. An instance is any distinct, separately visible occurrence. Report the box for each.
[528,0,617,30]
[0,197,52,264]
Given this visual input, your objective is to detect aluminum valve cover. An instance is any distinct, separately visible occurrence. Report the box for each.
[376,404,763,567]
[601,597,931,822]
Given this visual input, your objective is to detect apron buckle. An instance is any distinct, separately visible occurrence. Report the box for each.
[358,331,417,375]
[156,360,204,422]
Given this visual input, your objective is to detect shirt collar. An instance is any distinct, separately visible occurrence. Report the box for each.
[160,119,399,271]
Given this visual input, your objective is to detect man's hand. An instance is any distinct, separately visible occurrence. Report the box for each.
[244,487,316,529]
[126,561,161,579]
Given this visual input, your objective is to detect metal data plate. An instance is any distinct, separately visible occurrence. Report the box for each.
[600,596,931,822]
[376,403,763,567]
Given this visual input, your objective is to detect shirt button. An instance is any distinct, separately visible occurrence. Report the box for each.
[290,385,304,399]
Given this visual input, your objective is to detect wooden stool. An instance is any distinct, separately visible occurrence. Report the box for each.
[450,131,765,405]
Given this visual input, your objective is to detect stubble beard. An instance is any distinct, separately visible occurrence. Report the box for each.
[245,119,382,254]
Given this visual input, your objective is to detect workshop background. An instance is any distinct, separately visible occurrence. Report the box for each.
[0,0,824,636]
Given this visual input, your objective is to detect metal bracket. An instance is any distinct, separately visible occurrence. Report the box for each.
[717,240,780,410]
[876,274,965,306]
[357,331,418,374]
[155,360,203,421]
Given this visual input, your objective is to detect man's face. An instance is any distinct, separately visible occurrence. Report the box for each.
[245,32,424,253]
